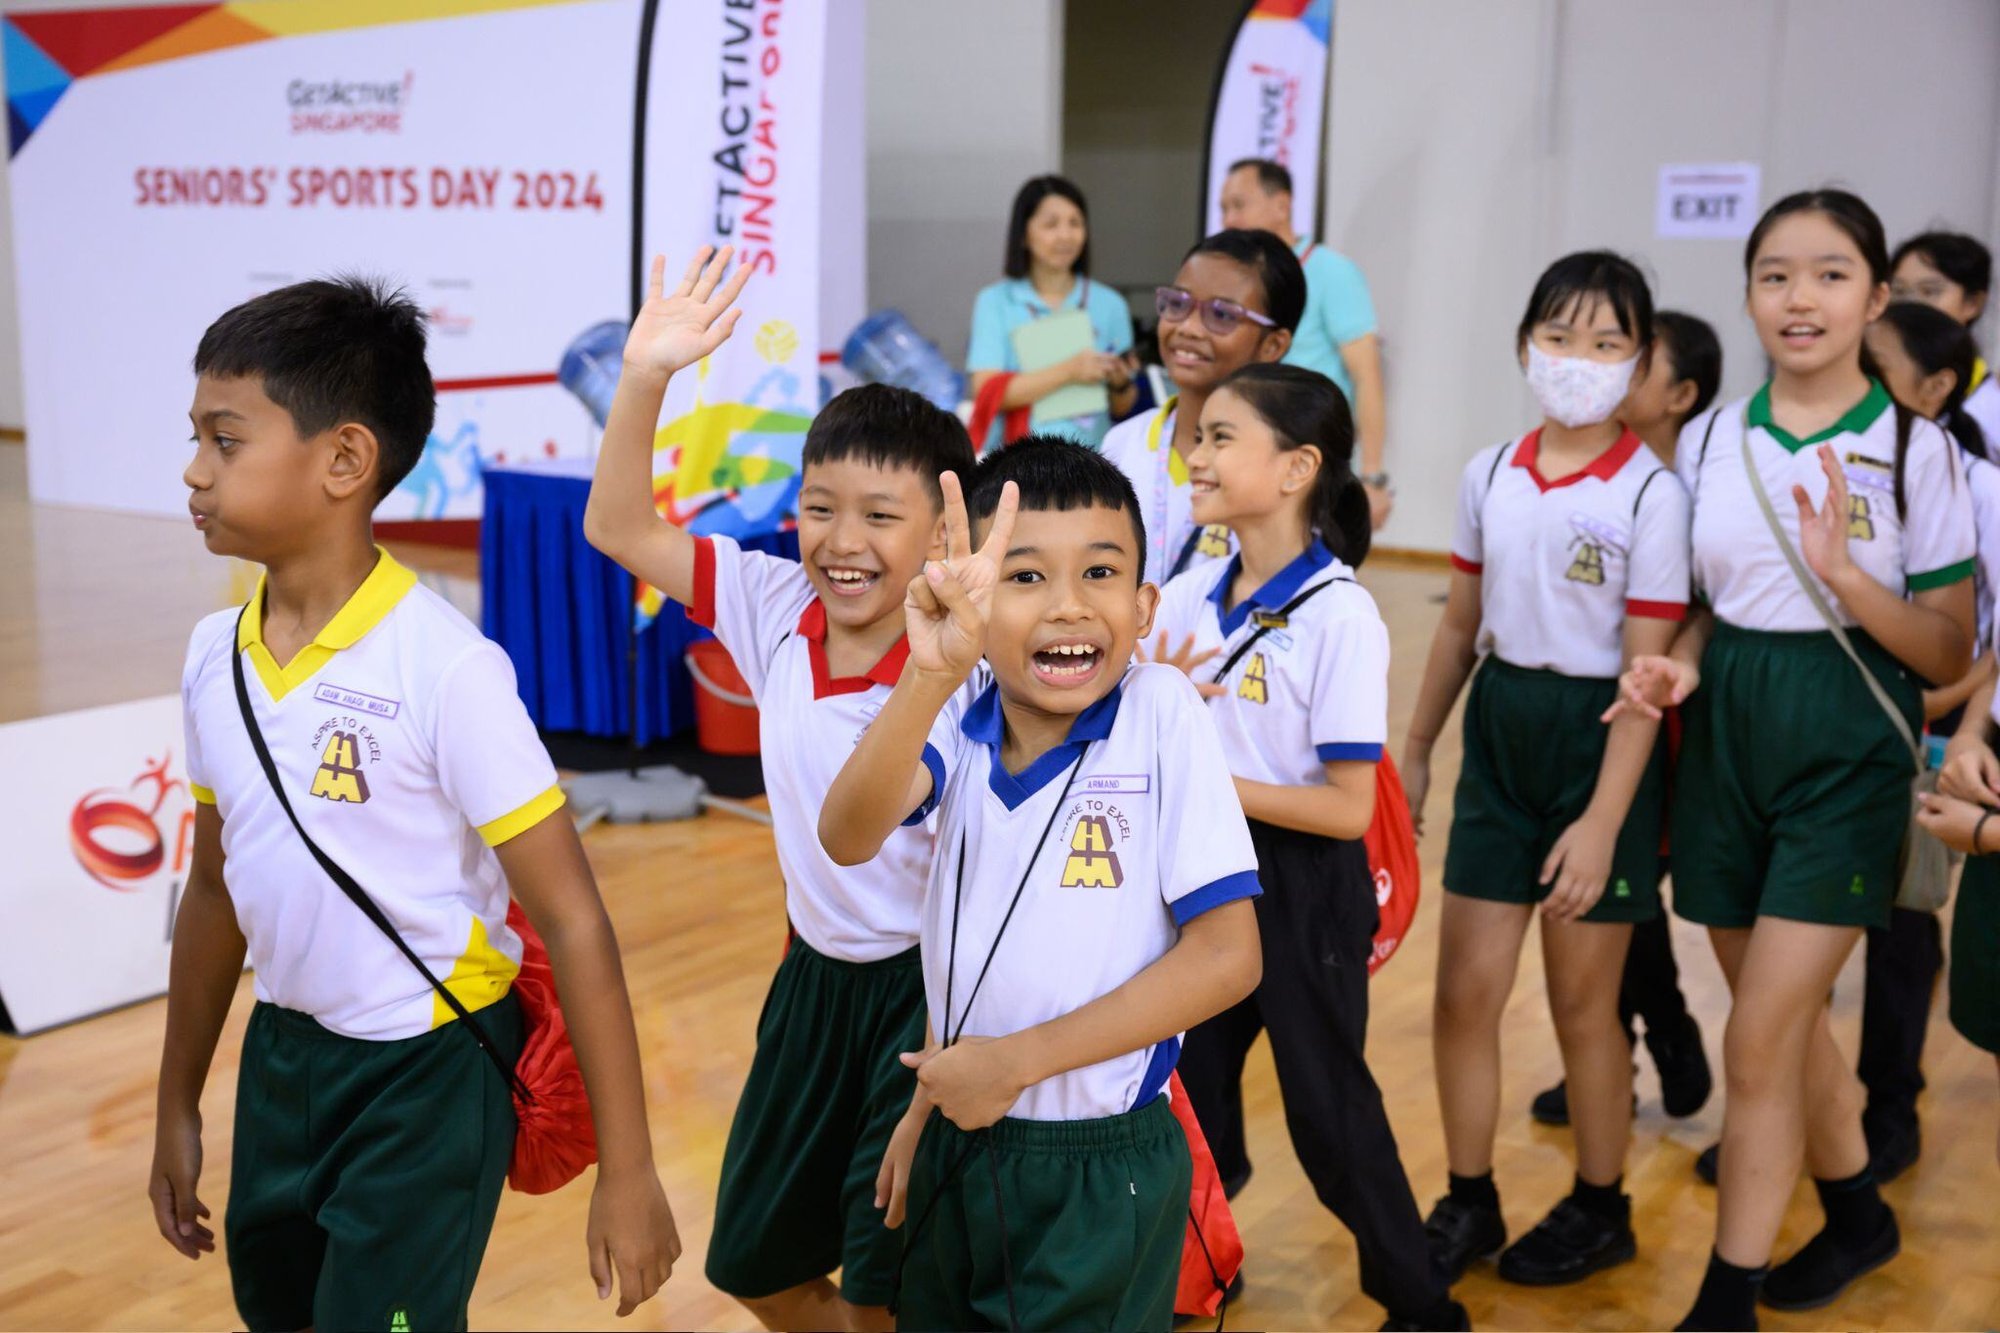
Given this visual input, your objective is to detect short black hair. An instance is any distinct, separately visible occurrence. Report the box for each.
[194,276,435,500]
[1228,158,1292,197]
[966,435,1149,579]
[1003,175,1091,280]
[800,383,975,508]
[1891,230,1992,299]
[1516,250,1655,353]
[1655,310,1722,421]
[1880,300,1990,461]
[1183,229,1308,334]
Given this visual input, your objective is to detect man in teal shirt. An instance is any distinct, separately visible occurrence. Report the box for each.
[1219,158,1390,527]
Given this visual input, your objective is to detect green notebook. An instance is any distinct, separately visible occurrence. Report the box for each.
[1012,308,1108,426]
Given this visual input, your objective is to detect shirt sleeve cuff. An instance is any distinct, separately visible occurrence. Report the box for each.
[188,782,216,806]
[1625,598,1688,621]
[477,783,567,847]
[689,536,718,628]
[1907,557,1975,592]
[901,744,948,826]
[1449,553,1482,575]
[1171,870,1263,927]
[1316,741,1384,762]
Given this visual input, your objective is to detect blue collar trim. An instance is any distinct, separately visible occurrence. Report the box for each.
[1207,540,1335,636]
[962,678,1124,810]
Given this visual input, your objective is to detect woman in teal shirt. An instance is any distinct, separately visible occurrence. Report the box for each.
[968,175,1138,450]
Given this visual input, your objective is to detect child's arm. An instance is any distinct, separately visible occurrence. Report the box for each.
[1941,669,2000,806]
[149,803,241,1261]
[906,898,1260,1131]
[819,472,1019,865]
[582,247,750,605]
[1923,651,1997,722]
[1916,790,1996,854]
[495,816,677,1317]
[1606,603,1715,721]
[874,1021,938,1229]
[1401,566,1482,834]
[1539,616,1676,921]
[1233,763,1375,840]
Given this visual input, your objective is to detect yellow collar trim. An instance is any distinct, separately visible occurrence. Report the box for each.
[1974,358,1989,394]
[1145,397,1189,485]
[239,548,418,701]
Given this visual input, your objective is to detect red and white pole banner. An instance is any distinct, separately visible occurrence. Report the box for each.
[1202,0,1333,239]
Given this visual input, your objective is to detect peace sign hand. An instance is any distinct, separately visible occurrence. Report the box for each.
[622,247,752,380]
[905,472,1019,682]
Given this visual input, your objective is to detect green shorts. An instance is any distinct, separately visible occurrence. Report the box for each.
[226,993,522,1333]
[897,1096,1192,1333]
[1442,658,1665,922]
[1952,853,2000,1055]
[1671,623,1919,930]
[706,939,926,1307]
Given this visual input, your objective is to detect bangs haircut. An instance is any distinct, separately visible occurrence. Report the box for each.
[1516,250,1655,352]
[1891,230,1991,298]
[966,435,1149,579]
[1183,228,1308,334]
[193,275,435,500]
[800,383,977,509]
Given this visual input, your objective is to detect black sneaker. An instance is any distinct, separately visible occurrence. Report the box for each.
[1694,1142,1718,1185]
[1863,1110,1920,1183]
[1424,1195,1506,1283]
[1496,1197,1636,1285]
[1645,1014,1713,1118]
[1760,1207,1900,1311]
[1380,1298,1472,1331]
[1530,1080,1570,1126]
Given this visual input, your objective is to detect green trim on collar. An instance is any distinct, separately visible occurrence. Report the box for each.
[1907,557,1975,593]
[1745,379,1892,453]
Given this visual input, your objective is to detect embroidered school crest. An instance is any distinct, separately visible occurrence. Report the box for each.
[1196,525,1232,558]
[1847,492,1875,541]
[308,715,381,805]
[1565,538,1605,585]
[1060,815,1124,888]
[1237,653,1269,704]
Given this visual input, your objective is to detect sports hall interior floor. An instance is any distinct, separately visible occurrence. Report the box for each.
[2,440,1995,1331]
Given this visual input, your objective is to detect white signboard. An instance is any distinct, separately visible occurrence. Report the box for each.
[1656,162,1761,239]
[0,696,196,1034]
[1204,0,1332,239]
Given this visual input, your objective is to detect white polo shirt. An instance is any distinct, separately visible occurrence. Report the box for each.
[911,664,1261,1122]
[183,551,564,1041]
[1963,369,2000,449]
[1677,383,1977,630]
[1154,540,1389,786]
[1101,399,1236,584]
[692,534,952,963]
[1450,428,1690,679]
[1962,450,2000,646]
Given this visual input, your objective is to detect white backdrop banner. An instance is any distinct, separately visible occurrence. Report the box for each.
[4,0,840,525]
[0,696,196,1034]
[1203,0,1333,239]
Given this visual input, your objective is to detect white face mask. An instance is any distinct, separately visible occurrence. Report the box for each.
[1524,343,1638,428]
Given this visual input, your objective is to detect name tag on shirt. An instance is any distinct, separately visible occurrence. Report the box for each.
[1078,773,1150,795]
[313,683,400,719]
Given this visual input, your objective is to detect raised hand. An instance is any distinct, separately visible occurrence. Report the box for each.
[904,471,1019,681]
[1794,443,1858,588]
[622,247,752,380]
[1141,631,1225,698]
[1602,655,1697,722]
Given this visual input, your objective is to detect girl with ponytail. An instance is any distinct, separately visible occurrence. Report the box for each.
[1402,251,1689,1293]
[1147,361,1466,1331]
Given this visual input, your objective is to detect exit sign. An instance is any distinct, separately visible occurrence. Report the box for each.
[1656,163,1760,239]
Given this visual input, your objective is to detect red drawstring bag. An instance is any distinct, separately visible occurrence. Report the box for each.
[503,900,599,1194]
[1363,754,1421,976]
[1169,1071,1245,1320]
[966,372,1032,450]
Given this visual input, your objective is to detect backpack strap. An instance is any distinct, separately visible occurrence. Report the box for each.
[1210,575,1350,684]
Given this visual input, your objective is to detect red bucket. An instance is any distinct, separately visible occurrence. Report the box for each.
[684,640,761,755]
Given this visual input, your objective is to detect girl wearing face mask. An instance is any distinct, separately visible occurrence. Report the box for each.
[1403,252,1689,1292]
[1614,191,1976,1330]
[1101,229,1303,584]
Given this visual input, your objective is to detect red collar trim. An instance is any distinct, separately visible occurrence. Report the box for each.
[795,600,909,699]
[1511,426,1643,493]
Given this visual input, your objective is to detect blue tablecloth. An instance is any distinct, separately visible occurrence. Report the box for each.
[481,460,798,744]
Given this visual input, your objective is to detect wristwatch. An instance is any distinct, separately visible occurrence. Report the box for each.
[1360,472,1391,490]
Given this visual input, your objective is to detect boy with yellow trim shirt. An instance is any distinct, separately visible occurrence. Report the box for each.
[585,249,979,1333]
[153,277,678,1331]
[819,439,1264,1331]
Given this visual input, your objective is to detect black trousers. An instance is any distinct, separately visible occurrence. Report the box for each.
[1178,819,1449,1321]
[1858,906,1943,1129]
[1618,912,1691,1040]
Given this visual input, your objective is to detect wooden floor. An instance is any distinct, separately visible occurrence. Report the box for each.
[2,439,1996,1331]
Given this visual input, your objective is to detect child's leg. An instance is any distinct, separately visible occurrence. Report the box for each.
[1620,912,1686,1038]
[1541,918,1635,1186]
[311,994,523,1332]
[225,1004,329,1333]
[1433,893,1533,1176]
[1175,978,1265,1190]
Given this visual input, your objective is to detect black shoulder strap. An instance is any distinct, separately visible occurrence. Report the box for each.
[1632,465,1666,518]
[1696,407,1721,469]
[1485,439,1511,488]
[229,607,529,1102]
[1210,575,1350,684]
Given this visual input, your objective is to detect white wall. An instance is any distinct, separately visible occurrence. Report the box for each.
[1324,0,2000,552]
[862,0,1062,363]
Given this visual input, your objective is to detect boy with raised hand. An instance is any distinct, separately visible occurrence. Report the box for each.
[819,439,1265,1332]
[584,248,977,1332]
[152,276,678,1330]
